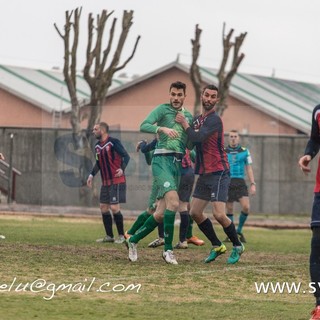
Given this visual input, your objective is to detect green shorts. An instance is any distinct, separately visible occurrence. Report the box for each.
[152,154,182,199]
[147,179,158,210]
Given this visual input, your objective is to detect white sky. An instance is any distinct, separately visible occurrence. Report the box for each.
[1,0,320,83]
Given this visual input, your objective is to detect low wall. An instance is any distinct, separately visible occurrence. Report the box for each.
[0,128,314,215]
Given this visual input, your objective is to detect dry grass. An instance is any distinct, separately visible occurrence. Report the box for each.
[0,215,314,320]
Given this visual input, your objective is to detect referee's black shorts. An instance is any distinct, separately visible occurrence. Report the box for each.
[227,178,248,202]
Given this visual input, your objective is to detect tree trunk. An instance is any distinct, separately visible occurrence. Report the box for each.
[190,24,203,116]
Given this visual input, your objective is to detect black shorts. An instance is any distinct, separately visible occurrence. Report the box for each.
[311,193,320,228]
[193,170,230,202]
[227,178,248,202]
[100,183,126,204]
[178,167,195,202]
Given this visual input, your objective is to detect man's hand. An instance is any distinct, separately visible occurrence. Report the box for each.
[158,127,179,138]
[175,113,189,129]
[87,175,93,188]
[114,168,123,177]
[298,155,312,175]
[249,184,256,196]
[136,140,146,152]
[0,153,4,161]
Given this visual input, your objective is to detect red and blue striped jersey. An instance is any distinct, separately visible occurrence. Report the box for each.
[91,136,130,186]
[305,104,320,192]
[186,110,229,174]
[182,149,193,169]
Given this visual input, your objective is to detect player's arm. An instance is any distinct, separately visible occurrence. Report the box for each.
[140,139,157,153]
[140,106,178,138]
[299,107,320,174]
[246,165,256,195]
[0,153,4,161]
[114,140,130,172]
[299,138,317,175]
[176,113,218,143]
[298,155,312,175]
[140,106,164,134]
[87,163,100,188]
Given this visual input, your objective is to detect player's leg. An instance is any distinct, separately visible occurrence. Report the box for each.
[129,199,165,244]
[152,155,181,264]
[309,193,320,318]
[126,199,166,262]
[163,190,179,251]
[174,200,189,249]
[128,181,158,237]
[109,183,126,244]
[96,186,114,243]
[190,196,224,263]
[226,201,234,222]
[237,196,250,242]
[226,178,237,223]
[210,171,244,264]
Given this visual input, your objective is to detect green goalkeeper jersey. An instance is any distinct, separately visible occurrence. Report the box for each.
[140,103,193,154]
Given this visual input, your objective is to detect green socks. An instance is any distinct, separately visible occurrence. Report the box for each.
[127,210,150,235]
[129,214,158,244]
[163,209,176,251]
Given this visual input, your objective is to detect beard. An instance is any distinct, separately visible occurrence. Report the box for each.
[95,134,102,140]
[202,102,215,111]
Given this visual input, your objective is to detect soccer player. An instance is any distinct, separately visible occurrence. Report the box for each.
[176,84,244,265]
[126,81,193,264]
[225,130,256,243]
[87,122,130,244]
[298,104,320,320]
[127,139,204,249]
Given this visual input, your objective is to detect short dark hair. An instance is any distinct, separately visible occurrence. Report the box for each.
[202,84,219,93]
[170,81,186,95]
[229,129,240,137]
[99,122,109,133]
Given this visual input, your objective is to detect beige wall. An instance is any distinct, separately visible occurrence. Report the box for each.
[223,95,297,135]
[0,68,299,134]
[0,88,53,127]
[100,67,298,134]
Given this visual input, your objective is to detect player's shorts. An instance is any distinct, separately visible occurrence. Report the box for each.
[100,183,126,204]
[227,178,249,202]
[147,179,158,211]
[178,167,195,202]
[193,170,230,202]
[311,192,320,228]
[152,154,182,199]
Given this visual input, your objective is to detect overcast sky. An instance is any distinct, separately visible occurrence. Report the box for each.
[1,0,320,83]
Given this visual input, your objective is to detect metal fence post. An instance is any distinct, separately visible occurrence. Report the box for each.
[7,133,14,204]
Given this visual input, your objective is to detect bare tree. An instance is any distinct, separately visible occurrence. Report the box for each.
[216,23,247,116]
[190,24,203,116]
[189,23,247,117]
[54,8,140,136]
[54,8,82,136]
[54,8,140,200]
[84,10,140,133]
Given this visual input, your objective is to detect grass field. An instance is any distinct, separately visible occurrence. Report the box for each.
[0,214,315,320]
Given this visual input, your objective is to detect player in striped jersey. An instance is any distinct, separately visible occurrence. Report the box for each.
[298,104,320,320]
[87,122,130,244]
